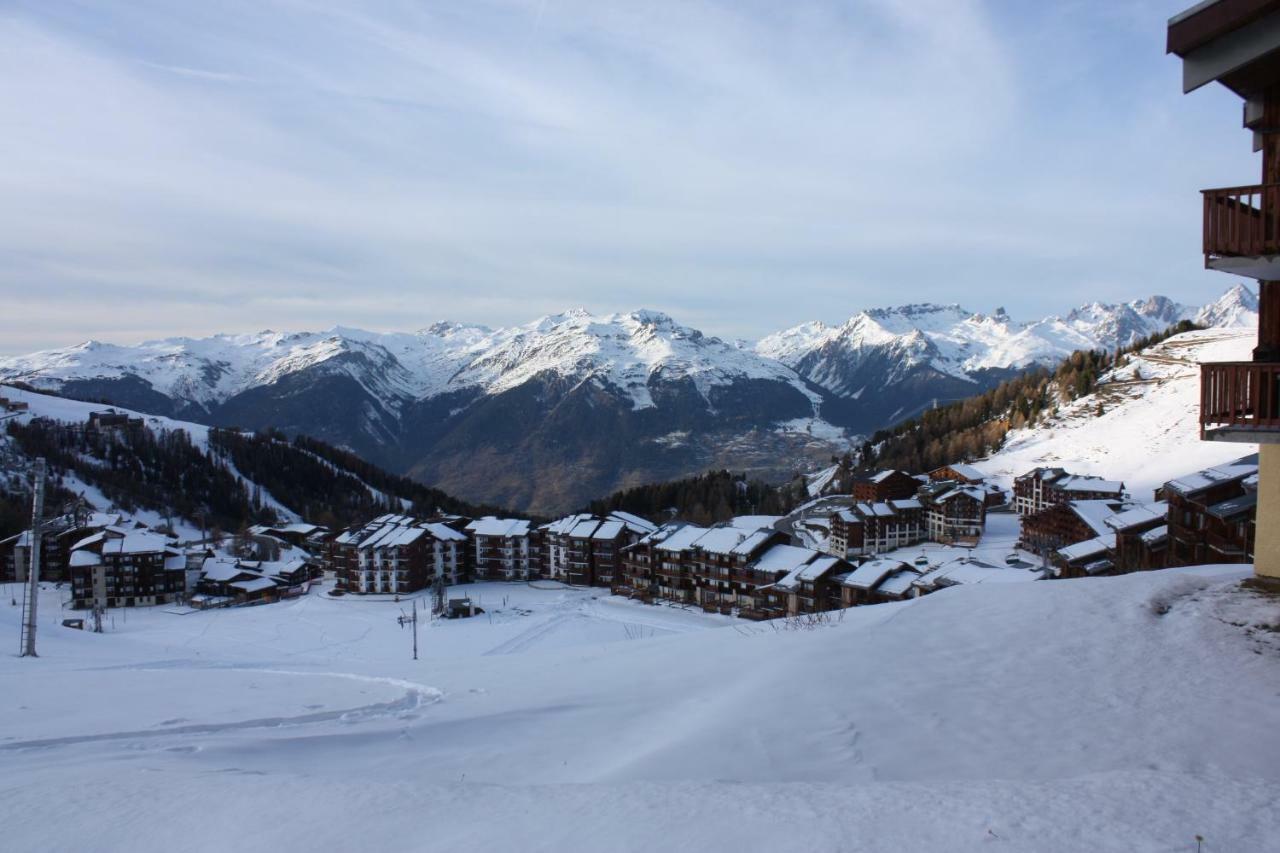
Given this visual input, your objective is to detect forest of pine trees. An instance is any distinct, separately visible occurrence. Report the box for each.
[208,429,511,529]
[4,418,265,535]
[587,469,807,525]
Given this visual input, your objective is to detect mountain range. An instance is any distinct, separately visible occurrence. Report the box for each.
[0,284,1257,514]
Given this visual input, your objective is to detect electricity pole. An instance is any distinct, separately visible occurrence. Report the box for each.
[19,458,46,658]
[398,598,419,660]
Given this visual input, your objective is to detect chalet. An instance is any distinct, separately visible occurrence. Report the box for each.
[647,523,710,604]
[827,499,924,558]
[0,396,28,412]
[917,481,988,545]
[86,410,146,435]
[543,511,655,586]
[2,511,126,584]
[68,527,186,609]
[928,463,985,485]
[1163,456,1260,567]
[1021,499,1126,560]
[757,552,846,618]
[1013,468,1125,516]
[1055,536,1117,579]
[912,559,1044,595]
[1168,0,1280,580]
[1105,502,1170,573]
[331,514,467,594]
[247,522,327,550]
[851,469,920,503]
[839,558,915,607]
[465,517,538,581]
[690,525,788,614]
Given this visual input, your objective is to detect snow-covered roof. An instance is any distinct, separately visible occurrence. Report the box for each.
[1069,500,1126,538]
[230,576,278,593]
[1140,525,1169,546]
[608,511,656,534]
[547,513,594,535]
[652,524,709,553]
[1164,454,1259,497]
[690,526,751,556]
[729,529,775,556]
[753,544,818,576]
[592,520,625,541]
[100,532,176,556]
[423,522,467,542]
[1057,535,1114,563]
[1104,502,1167,532]
[842,558,909,590]
[869,469,898,483]
[68,550,101,567]
[916,561,1042,589]
[940,463,986,481]
[1205,492,1257,519]
[875,568,921,597]
[376,526,427,548]
[1057,476,1124,495]
[570,514,604,535]
[890,498,922,510]
[467,517,531,538]
[201,560,252,582]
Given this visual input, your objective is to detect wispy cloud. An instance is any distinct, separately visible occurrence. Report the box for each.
[0,0,1251,352]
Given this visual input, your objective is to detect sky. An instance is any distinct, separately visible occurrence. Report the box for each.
[0,0,1258,353]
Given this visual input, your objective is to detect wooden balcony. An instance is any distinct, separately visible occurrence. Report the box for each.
[1200,361,1280,442]
[1202,184,1280,278]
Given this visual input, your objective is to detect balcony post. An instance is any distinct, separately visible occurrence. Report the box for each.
[1256,281,1280,362]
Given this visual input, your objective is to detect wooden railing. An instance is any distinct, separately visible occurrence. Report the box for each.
[1200,361,1280,435]
[1203,184,1280,258]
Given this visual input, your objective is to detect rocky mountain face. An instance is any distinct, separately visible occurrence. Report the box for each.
[0,286,1256,514]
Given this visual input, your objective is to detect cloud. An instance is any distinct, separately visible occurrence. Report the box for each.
[0,0,1252,353]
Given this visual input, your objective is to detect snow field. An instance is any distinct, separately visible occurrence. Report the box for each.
[3,565,1279,851]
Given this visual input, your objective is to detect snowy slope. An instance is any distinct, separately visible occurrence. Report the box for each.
[979,327,1258,497]
[1,566,1277,851]
[0,384,302,522]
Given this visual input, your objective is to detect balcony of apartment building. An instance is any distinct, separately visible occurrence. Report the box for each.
[1199,184,1280,442]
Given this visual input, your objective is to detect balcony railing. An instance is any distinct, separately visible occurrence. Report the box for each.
[1200,361,1280,437]
[1203,184,1280,259]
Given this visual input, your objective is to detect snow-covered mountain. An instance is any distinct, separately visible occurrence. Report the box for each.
[0,285,1256,513]
[758,284,1256,431]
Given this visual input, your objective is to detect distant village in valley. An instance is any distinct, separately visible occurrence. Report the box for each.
[1,397,1260,626]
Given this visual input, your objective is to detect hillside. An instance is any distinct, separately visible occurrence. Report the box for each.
[0,385,502,537]
[978,327,1259,496]
[1,565,1277,850]
[0,286,1256,514]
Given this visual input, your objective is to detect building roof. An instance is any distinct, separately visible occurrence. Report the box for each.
[1070,500,1128,538]
[1141,525,1170,546]
[691,526,754,556]
[842,558,909,591]
[1205,491,1258,520]
[915,561,1042,590]
[1165,455,1259,497]
[651,524,709,553]
[423,522,467,542]
[568,519,602,539]
[592,520,625,541]
[937,463,986,482]
[467,517,531,538]
[1057,535,1115,564]
[1057,476,1125,495]
[1104,502,1168,532]
[230,576,278,594]
[607,511,656,534]
[876,568,921,597]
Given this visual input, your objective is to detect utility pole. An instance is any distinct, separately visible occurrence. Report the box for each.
[19,458,46,658]
[398,598,419,660]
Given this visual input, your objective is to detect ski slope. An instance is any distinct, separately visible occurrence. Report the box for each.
[2,568,1278,852]
[980,328,1259,497]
